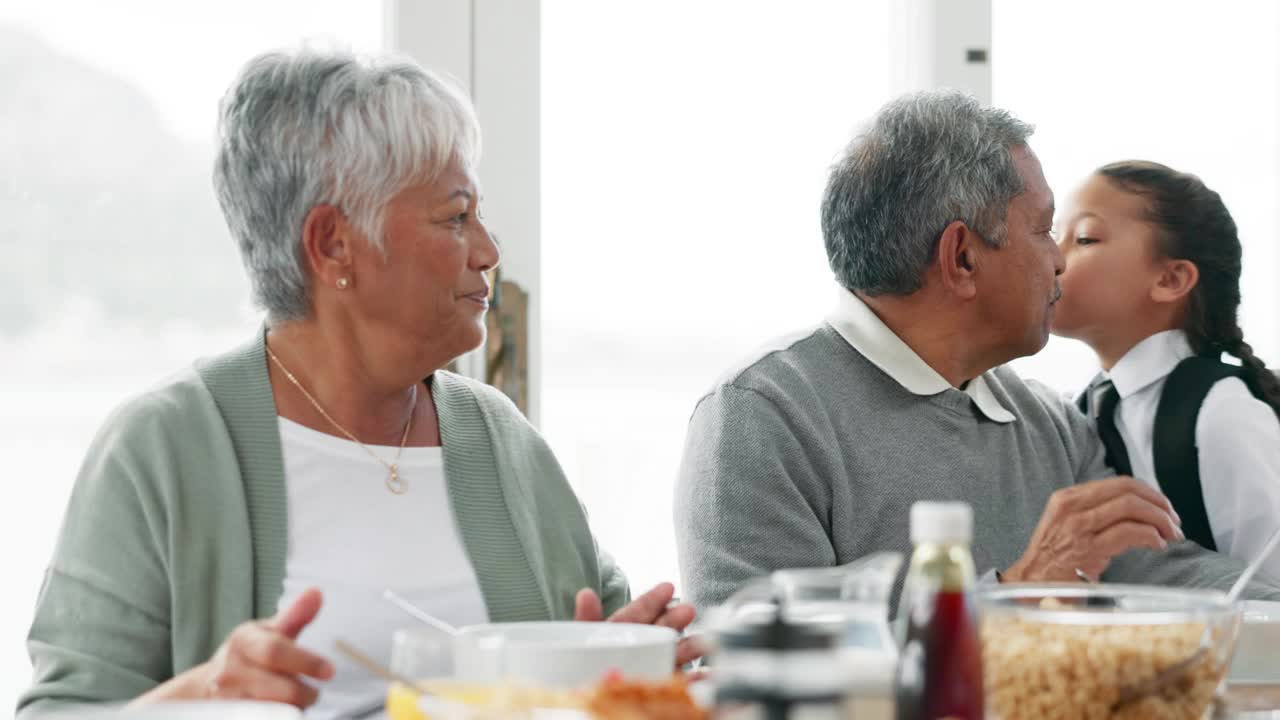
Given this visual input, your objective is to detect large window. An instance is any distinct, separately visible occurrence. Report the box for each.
[541,1,894,594]
[998,0,1280,393]
[542,1,1280,597]
[5,0,1280,710]
[0,1,382,706]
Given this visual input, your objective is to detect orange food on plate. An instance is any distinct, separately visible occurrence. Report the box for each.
[584,675,708,720]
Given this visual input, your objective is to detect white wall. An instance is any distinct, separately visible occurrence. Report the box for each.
[891,0,992,103]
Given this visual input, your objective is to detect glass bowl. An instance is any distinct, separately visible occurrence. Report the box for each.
[978,584,1242,720]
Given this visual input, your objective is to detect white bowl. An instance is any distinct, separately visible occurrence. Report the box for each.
[1229,600,1280,684]
[452,621,678,688]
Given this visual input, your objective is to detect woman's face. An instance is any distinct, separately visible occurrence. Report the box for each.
[1050,173,1167,346]
[345,157,500,370]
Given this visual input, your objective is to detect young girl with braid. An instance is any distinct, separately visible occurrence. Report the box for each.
[1051,160,1280,580]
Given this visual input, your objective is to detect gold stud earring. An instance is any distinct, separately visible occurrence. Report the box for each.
[337,277,350,289]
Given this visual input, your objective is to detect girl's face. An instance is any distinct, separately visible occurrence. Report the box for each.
[1050,173,1174,348]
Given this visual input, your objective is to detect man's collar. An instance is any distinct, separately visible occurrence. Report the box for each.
[825,287,1016,423]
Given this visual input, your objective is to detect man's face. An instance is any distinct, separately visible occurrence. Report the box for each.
[975,145,1065,361]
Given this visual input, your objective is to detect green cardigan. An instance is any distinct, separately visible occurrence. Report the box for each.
[18,332,629,716]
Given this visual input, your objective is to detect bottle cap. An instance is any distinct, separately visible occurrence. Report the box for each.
[910,501,973,545]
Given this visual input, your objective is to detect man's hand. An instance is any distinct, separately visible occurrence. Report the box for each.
[574,582,704,667]
[1004,477,1184,583]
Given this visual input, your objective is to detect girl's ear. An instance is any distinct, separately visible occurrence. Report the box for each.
[1151,258,1199,304]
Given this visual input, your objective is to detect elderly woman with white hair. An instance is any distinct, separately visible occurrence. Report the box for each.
[18,49,695,718]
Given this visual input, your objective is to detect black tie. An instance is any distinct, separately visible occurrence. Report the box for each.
[1096,382,1133,477]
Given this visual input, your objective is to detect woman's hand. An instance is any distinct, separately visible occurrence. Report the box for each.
[132,588,335,708]
[574,582,705,667]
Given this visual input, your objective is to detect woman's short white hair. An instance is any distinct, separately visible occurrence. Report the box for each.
[213,49,480,321]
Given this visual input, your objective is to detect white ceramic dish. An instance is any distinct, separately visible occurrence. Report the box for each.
[58,701,301,719]
[1229,599,1280,684]
[452,621,678,688]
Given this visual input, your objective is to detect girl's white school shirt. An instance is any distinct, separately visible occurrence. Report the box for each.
[1089,329,1280,580]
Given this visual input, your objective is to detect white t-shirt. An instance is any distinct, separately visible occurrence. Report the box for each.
[275,417,489,719]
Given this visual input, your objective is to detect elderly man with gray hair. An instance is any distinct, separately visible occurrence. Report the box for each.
[675,90,1280,611]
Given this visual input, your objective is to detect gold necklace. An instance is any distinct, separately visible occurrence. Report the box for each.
[265,344,417,494]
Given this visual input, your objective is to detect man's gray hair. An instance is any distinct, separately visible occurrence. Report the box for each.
[213,49,480,321]
[821,90,1034,296]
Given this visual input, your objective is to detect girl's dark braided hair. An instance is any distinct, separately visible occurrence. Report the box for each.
[1098,160,1280,420]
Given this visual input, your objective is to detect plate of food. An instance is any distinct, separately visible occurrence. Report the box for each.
[393,674,706,720]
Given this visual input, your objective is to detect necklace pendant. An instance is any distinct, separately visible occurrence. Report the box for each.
[386,467,407,494]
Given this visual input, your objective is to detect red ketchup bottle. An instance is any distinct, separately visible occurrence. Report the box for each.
[894,501,984,720]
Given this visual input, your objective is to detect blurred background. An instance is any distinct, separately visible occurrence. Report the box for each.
[1,0,1278,708]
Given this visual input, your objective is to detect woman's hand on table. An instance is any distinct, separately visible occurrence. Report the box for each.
[573,581,705,667]
[132,587,335,708]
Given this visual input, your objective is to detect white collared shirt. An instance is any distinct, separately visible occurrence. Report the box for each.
[824,288,1017,424]
[1091,330,1280,579]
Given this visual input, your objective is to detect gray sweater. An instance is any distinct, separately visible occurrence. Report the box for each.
[675,324,1280,611]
